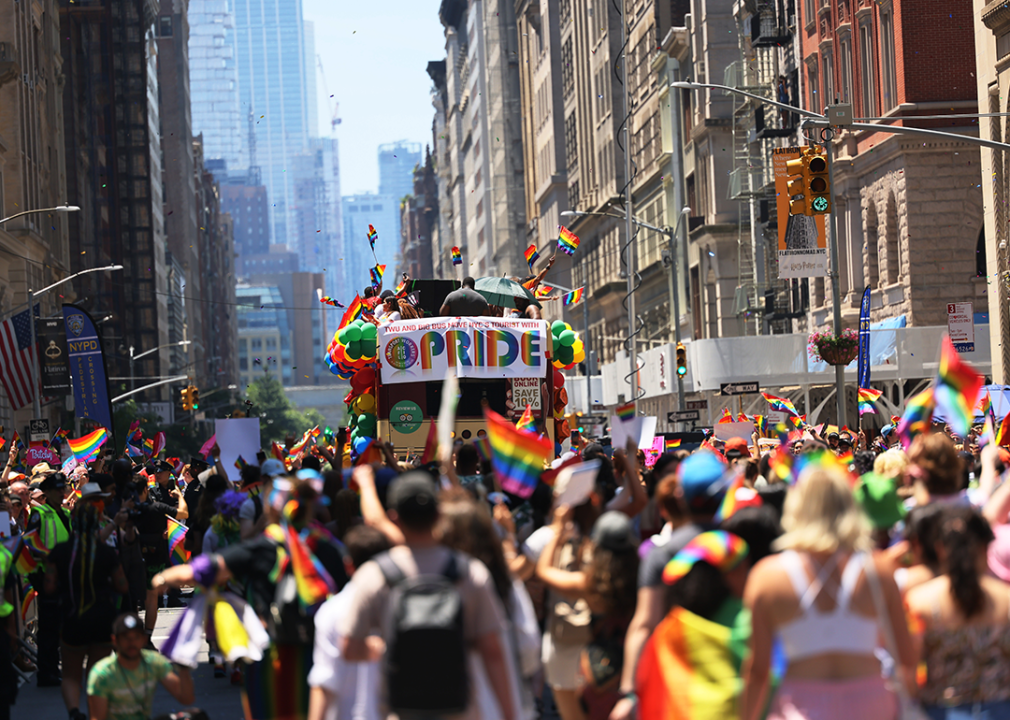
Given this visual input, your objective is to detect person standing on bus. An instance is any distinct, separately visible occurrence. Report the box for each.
[441,277,489,317]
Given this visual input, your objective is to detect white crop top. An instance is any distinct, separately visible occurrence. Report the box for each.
[777,550,880,662]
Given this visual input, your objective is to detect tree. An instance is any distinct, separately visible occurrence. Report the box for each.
[246,372,321,444]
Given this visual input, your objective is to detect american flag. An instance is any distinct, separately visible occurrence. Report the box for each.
[0,307,37,410]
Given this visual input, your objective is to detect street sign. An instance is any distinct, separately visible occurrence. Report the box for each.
[667,410,700,423]
[29,418,50,443]
[720,381,760,396]
[580,416,606,426]
[685,399,708,410]
[947,302,975,353]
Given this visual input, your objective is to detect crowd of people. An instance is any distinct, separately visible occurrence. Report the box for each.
[5,413,1010,720]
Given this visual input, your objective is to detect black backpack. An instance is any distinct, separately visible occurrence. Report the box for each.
[376,551,470,714]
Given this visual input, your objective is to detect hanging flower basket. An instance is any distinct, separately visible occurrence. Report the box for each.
[808,328,859,366]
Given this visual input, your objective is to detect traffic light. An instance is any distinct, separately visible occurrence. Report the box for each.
[675,342,687,377]
[180,386,192,411]
[190,386,200,410]
[785,146,831,216]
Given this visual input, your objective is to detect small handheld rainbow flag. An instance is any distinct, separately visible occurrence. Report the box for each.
[558,226,579,255]
[524,244,540,271]
[717,408,734,424]
[486,409,552,499]
[367,224,378,250]
[761,392,799,417]
[516,404,537,434]
[234,455,249,471]
[616,402,636,422]
[980,415,996,448]
[897,387,936,447]
[535,284,554,299]
[857,387,883,416]
[142,438,155,457]
[934,336,983,438]
[20,585,36,622]
[167,517,189,566]
[474,436,492,464]
[319,296,345,308]
[451,246,462,266]
[562,287,584,306]
[665,438,681,450]
[978,392,993,417]
[997,412,1010,447]
[151,431,166,458]
[370,264,386,289]
[68,428,109,462]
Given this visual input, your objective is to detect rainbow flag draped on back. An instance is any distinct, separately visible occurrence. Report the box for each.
[516,404,537,434]
[636,601,751,720]
[558,226,580,255]
[933,337,983,438]
[524,244,540,271]
[858,387,882,416]
[68,428,109,462]
[486,409,552,499]
[167,517,189,566]
[761,392,798,417]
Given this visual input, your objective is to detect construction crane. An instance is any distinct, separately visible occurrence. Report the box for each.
[317,55,342,132]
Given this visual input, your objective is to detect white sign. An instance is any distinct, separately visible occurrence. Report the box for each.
[214,418,262,474]
[947,302,975,353]
[378,317,549,385]
[509,377,542,417]
[714,421,756,442]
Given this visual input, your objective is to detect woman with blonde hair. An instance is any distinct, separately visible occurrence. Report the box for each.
[740,465,915,720]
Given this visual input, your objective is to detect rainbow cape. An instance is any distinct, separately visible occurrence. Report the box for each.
[562,287,584,306]
[486,409,552,499]
[451,246,462,266]
[761,392,798,416]
[857,387,882,416]
[516,404,537,434]
[524,244,540,271]
[616,402,636,422]
[558,226,580,255]
[167,517,189,566]
[933,336,982,438]
[68,428,109,461]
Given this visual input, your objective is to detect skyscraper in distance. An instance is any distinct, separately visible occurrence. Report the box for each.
[379,141,423,201]
[342,194,399,298]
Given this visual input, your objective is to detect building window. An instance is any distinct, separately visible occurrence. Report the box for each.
[822,49,835,107]
[839,36,853,104]
[859,22,877,117]
[564,113,578,171]
[804,0,815,26]
[559,0,571,25]
[251,338,262,350]
[561,39,574,99]
[880,5,897,109]
[158,16,172,37]
[1000,30,1010,60]
[807,58,819,113]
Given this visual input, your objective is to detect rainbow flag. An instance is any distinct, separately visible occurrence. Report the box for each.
[338,296,366,329]
[11,542,38,575]
[761,392,798,417]
[516,404,537,434]
[737,413,749,423]
[143,438,155,457]
[636,602,750,719]
[997,412,1010,447]
[11,431,24,452]
[319,296,344,308]
[68,428,109,461]
[20,529,46,556]
[897,387,936,447]
[534,284,554,299]
[858,387,883,416]
[717,408,734,424]
[934,337,983,438]
[616,402,636,422]
[271,441,288,464]
[474,436,492,464]
[836,450,855,466]
[562,287,584,306]
[451,246,462,266]
[978,392,993,418]
[753,415,767,435]
[662,531,749,585]
[367,224,378,249]
[791,415,808,429]
[558,226,580,255]
[980,415,996,448]
[665,438,681,451]
[420,421,439,464]
[234,455,249,471]
[524,244,540,271]
[713,477,762,524]
[167,517,189,566]
[369,264,386,289]
[20,585,36,621]
[151,431,166,458]
[51,427,69,446]
[486,409,552,499]
[283,524,336,607]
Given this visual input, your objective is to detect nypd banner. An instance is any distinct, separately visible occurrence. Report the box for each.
[63,304,114,435]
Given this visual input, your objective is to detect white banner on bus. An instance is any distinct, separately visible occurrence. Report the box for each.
[378,317,550,385]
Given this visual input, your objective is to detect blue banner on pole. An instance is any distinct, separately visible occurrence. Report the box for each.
[63,304,114,437]
[857,287,871,389]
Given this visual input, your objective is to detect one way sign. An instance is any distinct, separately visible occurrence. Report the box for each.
[720,381,760,396]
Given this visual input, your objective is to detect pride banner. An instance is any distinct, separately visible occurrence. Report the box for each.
[378,317,549,385]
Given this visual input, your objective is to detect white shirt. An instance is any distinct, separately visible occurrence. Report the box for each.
[309,584,381,720]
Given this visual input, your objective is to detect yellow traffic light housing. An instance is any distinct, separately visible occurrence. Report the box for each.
[785,147,831,216]
[675,342,688,377]
[785,155,809,216]
[190,386,200,410]
[180,386,192,411]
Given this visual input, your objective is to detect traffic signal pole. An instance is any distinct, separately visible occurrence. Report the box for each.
[823,128,847,428]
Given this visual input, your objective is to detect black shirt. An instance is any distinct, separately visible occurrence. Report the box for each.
[149,482,178,508]
[133,500,178,565]
[48,540,122,623]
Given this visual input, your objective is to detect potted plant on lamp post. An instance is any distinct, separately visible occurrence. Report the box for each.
[808,328,859,366]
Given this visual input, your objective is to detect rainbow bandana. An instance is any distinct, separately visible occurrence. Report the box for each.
[662,531,749,585]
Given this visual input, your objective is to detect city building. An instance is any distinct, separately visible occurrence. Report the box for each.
[188,0,243,171]
[397,150,438,280]
[427,60,455,280]
[0,0,72,427]
[290,138,343,296]
[242,246,300,276]
[434,0,527,279]
[379,141,423,202]
[227,0,316,249]
[220,175,271,276]
[236,283,292,389]
[60,0,172,399]
[341,193,399,297]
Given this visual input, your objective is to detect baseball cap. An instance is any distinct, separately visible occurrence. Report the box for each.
[591,511,638,552]
[188,456,210,472]
[387,472,439,523]
[260,458,287,478]
[854,472,906,530]
[827,432,840,440]
[724,437,750,459]
[38,473,67,491]
[880,425,895,438]
[112,612,144,636]
[677,451,729,513]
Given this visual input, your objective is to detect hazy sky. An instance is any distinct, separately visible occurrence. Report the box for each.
[303,1,446,195]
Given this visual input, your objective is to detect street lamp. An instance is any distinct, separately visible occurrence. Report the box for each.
[0,205,80,226]
[130,340,192,393]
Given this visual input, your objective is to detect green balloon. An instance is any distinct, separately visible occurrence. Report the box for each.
[337,328,349,345]
[551,320,567,336]
[558,345,575,365]
[345,325,362,343]
[361,338,377,357]
[560,330,577,347]
[362,323,378,340]
[345,340,362,360]
[357,413,376,427]
[553,338,562,354]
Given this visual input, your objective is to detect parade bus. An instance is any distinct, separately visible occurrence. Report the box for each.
[373,280,557,455]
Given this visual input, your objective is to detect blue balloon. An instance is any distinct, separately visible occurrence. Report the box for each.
[352,436,371,454]
[555,442,563,458]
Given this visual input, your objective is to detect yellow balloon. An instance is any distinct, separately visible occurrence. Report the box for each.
[574,349,586,363]
[572,339,584,354]
[564,323,572,332]
[355,394,376,414]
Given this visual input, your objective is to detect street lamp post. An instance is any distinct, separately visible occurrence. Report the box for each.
[130,341,192,393]
[667,207,692,419]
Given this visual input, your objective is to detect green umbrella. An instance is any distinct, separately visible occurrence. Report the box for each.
[474,276,543,309]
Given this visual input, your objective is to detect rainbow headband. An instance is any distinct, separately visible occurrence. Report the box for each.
[662,530,749,585]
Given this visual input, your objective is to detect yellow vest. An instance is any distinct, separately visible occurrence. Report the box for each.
[33,503,70,549]
[0,546,12,617]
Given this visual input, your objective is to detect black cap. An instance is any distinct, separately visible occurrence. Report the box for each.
[188,456,209,472]
[380,290,395,299]
[387,472,439,524]
[112,612,144,635]
[827,432,840,439]
[38,473,67,491]
[147,460,174,474]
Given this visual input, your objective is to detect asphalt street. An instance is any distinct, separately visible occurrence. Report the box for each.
[13,606,245,720]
